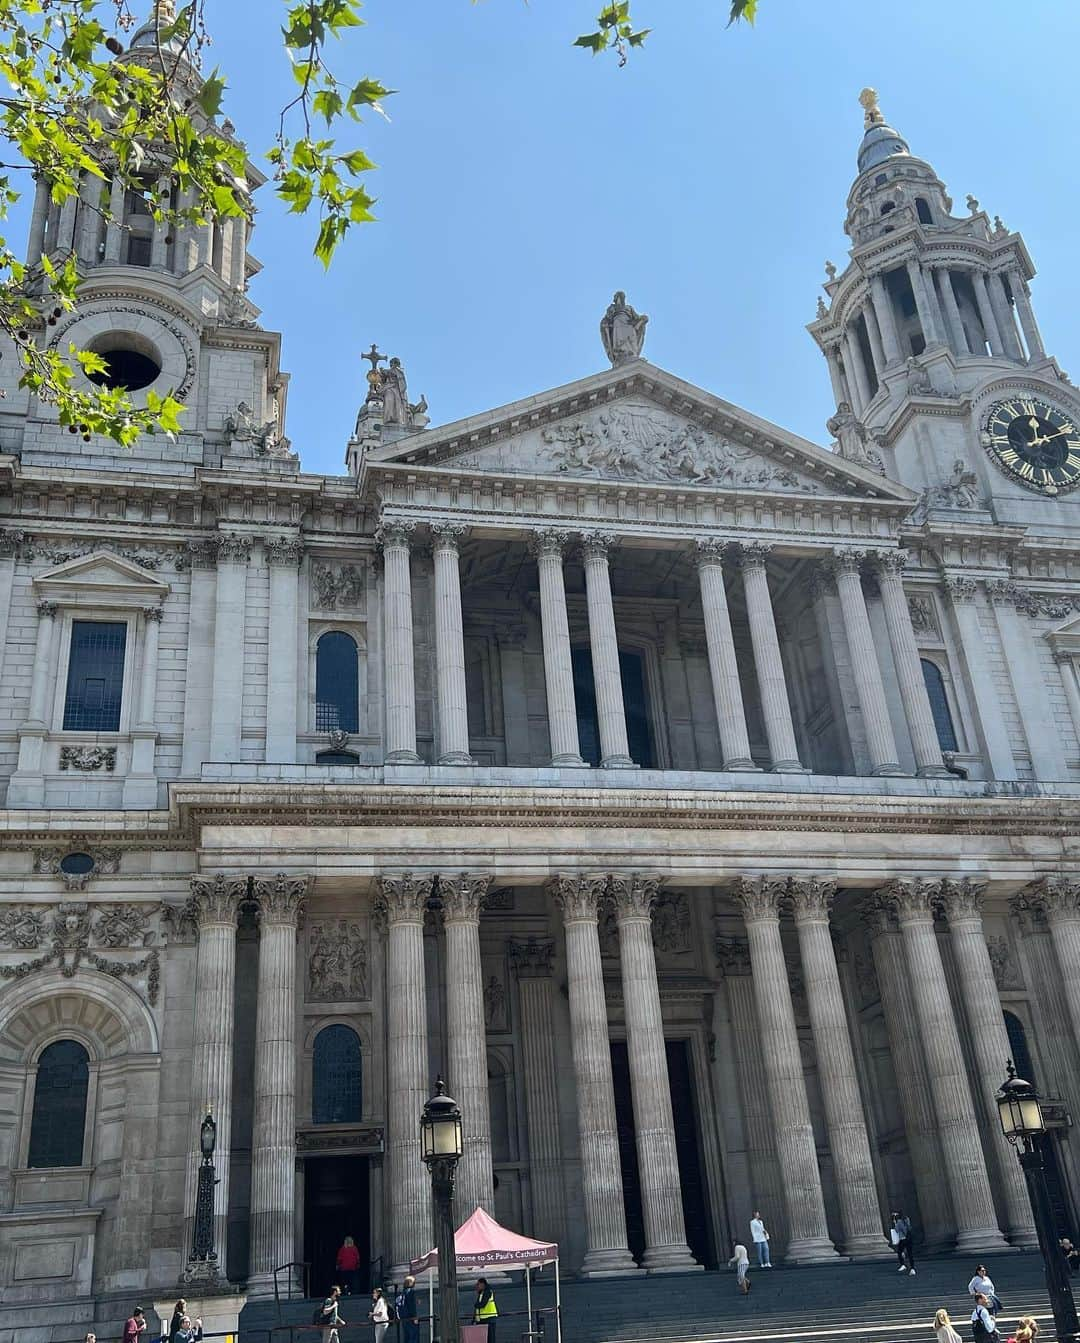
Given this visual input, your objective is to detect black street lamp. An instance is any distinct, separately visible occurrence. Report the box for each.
[188,1108,220,1279]
[421,1078,464,1343]
[996,1062,1079,1343]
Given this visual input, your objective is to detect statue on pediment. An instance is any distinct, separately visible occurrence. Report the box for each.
[826,402,884,473]
[601,290,648,366]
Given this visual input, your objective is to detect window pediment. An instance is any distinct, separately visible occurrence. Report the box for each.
[32,549,170,602]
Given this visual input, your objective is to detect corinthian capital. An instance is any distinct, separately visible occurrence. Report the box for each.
[374,518,415,551]
[375,872,433,924]
[189,873,248,926]
[871,548,909,578]
[265,536,304,567]
[877,877,938,924]
[732,540,772,571]
[1023,875,1080,921]
[861,891,899,938]
[938,876,987,922]
[549,873,607,924]
[609,872,661,921]
[216,532,252,563]
[438,872,491,923]
[714,934,751,976]
[529,528,571,560]
[733,875,787,923]
[508,936,556,979]
[830,547,868,576]
[694,537,729,569]
[431,522,468,552]
[579,529,617,562]
[253,872,310,925]
[789,877,837,921]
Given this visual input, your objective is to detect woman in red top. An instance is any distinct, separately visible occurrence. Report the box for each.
[336,1236,361,1296]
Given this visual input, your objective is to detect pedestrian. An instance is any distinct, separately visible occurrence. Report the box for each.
[934,1309,963,1343]
[474,1277,498,1343]
[169,1301,187,1343]
[85,1333,96,1343]
[124,1308,148,1343]
[968,1265,1002,1315]
[369,1288,389,1343]
[971,1294,999,1343]
[1016,1319,1038,1340]
[728,1242,751,1295]
[1007,1325,1036,1343]
[336,1237,361,1296]
[1061,1238,1080,1273]
[174,1317,202,1343]
[890,1211,915,1275]
[750,1210,772,1268]
[315,1285,347,1343]
[395,1274,420,1343]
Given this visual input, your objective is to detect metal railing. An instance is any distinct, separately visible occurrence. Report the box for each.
[262,1306,557,1343]
[273,1260,312,1317]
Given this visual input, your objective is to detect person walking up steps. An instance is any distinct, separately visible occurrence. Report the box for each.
[750,1210,772,1267]
[968,1264,1002,1315]
[935,1309,963,1343]
[890,1211,915,1275]
[971,1294,1000,1343]
[728,1242,751,1294]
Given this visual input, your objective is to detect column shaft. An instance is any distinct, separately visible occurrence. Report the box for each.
[151,174,171,268]
[1010,271,1045,359]
[935,267,970,356]
[208,536,249,763]
[612,876,698,1272]
[696,542,756,770]
[265,540,302,764]
[379,522,421,763]
[432,526,473,764]
[124,606,164,806]
[737,546,804,772]
[906,261,942,348]
[582,534,633,767]
[1055,654,1080,747]
[830,553,903,775]
[988,583,1066,780]
[870,274,903,365]
[863,303,887,378]
[104,175,125,263]
[534,533,585,766]
[943,578,1017,780]
[9,601,57,805]
[825,346,848,406]
[844,328,873,412]
[989,273,1023,359]
[26,175,50,263]
[971,271,1004,356]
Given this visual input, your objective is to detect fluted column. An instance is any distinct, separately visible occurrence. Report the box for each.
[265,538,303,764]
[989,273,1023,360]
[844,328,873,412]
[611,875,698,1272]
[26,174,50,263]
[884,880,1007,1249]
[103,174,125,262]
[1054,652,1080,747]
[863,304,886,378]
[938,879,1036,1247]
[906,260,944,348]
[734,877,838,1262]
[209,533,250,763]
[789,879,888,1258]
[580,531,633,767]
[376,874,434,1277]
[440,873,495,1217]
[863,896,955,1248]
[824,343,849,407]
[432,524,474,764]
[1009,270,1045,359]
[8,600,58,807]
[735,543,805,772]
[124,605,164,807]
[870,274,903,366]
[550,874,639,1275]
[1025,878,1080,1057]
[377,520,421,763]
[532,530,585,766]
[695,540,756,770]
[248,874,309,1293]
[509,939,567,1243]
[870,551,949,777]
[185,874,247,1275]
[971,271,1004,356]
[150,174,171,268]
[941,574,1017,780]
[935,267,970,356]
[829,549,903,775]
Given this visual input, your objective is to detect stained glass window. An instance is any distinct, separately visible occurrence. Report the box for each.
[920,658,958,753]
[315,632,359,733]
[28,1039,89,1168]
[63,621,127,731]
[312,1024,362,1125]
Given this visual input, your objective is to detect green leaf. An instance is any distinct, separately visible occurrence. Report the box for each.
[197,69,228,119]
[574,32,607,52]
[313,88,344,125]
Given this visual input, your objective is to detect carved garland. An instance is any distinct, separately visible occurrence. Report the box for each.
[49,302,198,403]
[0,902,160,1004]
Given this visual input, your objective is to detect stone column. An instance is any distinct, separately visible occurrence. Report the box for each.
[26,174,50,263]
[789,879,887,1258]
[151,174,171,268]
[509,938,567,1243]
[734,543,805,772]
[971,271,1005,356]
[181,541,218,777]
[941,574,1017,780]
[431,524,474,764]
[934,267,970,356]
[829,550,903,775]
[56,195,77,254]
[863,896,956,1248]
[440,873,495,1217]
[377,520,421,763]
[228,215,248,288]
[8,600,58,807]
[550,874,639,1275]
[844,328,873,412]
[208,534,250,763]
[376,874,434,1277]
[496,626,531,765]
[103,174,126,263]
[0,529,23,690]
[695,540,756,771]
[581,532,633,767]
[938,879,1036,1247]
[532,531,585,766]
[824,343,850,407]
[884,880,1007,1249]
[1023,878,1080,1058]
[863,304,887,378]
[989,273,1024,360]
[870,274,903,366]
[248,873,309,1294]
[1009,270,1045,359]
[185,873,248,1273]
[906,260,943,348]
[734,877,838,1262]
[1054,652,1080,746]
[986,580,1066,781]
[265,538,303,764]
[123,605,164,807]
[870,552,949,777]
[610,874,698,1272]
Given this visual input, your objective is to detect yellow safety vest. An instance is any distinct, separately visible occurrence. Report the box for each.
[476,1293,498,1320]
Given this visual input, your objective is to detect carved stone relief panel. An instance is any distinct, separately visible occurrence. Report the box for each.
[0,901,161,1003]
[307,918,369,1002]
[310,562,366,612]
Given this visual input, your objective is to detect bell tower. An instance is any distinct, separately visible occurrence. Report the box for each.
[809,89,1080,528]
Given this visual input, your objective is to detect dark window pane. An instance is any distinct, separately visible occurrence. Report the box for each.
[315,751,359,765]
[28,1039,89,1168]
[920,658,958,752]
[63,621,126,731]
[125,234,152,266]
[315,632,359,733]
[312,1024,362,1125]
[916,198,933,225]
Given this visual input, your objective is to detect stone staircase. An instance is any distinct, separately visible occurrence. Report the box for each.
[237,1252,1057,1343]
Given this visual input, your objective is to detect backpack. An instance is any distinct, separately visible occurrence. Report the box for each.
[313,1305,333,1326]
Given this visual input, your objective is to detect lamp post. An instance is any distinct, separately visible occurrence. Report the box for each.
[421,1078,464,1343]
[996,1063,1079,1343]
[187,1108,220,1280]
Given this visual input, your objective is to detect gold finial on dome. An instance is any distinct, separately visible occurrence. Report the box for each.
[859,87,884,129]
[153,0,176,20]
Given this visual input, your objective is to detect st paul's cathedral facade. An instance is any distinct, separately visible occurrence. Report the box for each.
[2,12,1080,1328]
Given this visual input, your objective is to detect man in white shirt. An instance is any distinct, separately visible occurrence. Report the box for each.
[749,1210,772,1267]
[728,1242,751,1294]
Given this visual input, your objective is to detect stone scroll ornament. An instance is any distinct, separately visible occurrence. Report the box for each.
[0,902,161,1004]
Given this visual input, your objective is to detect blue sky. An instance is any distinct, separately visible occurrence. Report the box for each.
[157,2,1080,471]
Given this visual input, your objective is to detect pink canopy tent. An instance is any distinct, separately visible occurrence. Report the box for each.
[410,1207,561,1343]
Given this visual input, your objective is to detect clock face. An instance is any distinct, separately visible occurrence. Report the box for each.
[982,396,1080,495]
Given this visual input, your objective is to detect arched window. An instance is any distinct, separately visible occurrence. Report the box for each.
[315,632,359,734]
[920,658,958,752]
[1004,1011,1036,1082]
[916,197,933,225]
[312,1024,362,1125]
[28,1039,89,1168]
[880,201,896,216]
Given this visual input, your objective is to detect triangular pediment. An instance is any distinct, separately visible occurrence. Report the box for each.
[33,549,171,596]
[366,362,914,503]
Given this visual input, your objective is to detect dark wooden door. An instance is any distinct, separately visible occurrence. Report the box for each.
[303,1155,371,1299]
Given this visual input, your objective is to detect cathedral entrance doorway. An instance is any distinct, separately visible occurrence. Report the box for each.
[303,1155,371,1298]
[610,1039,715,1269]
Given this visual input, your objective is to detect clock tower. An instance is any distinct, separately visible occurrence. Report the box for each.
[809,89,1080,531]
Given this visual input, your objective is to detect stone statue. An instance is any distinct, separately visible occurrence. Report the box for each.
[220,286,257,329]
[223,400,279,453]
[380,357,409,425]
[933,458,980,510]
[826,402,884,473]
[904,357,933,396]
[600,290,648,366]
[824,260,837,281]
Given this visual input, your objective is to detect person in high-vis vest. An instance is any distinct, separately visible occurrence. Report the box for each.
[474,1278,497,1343]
